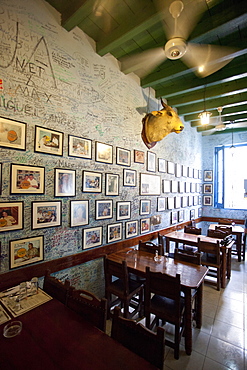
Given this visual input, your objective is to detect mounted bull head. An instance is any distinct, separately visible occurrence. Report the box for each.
[142,99,184,148]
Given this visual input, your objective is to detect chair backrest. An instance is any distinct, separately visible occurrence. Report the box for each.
[197,239,221,265]
[184,225,202,235]
[157,233,165,254]
[43,269,70,304]
[139,241,163,255]
[207,229,230,239]
[104,256,129,295]
[218,219,233,225]
[215,225,232,234]
[67,287,107,332]
[111,306,165,369]
[174,248,201,265]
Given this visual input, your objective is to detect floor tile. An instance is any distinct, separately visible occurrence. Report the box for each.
[211,319,244,348]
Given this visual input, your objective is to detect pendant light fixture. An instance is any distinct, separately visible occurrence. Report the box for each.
[198,85,212,125]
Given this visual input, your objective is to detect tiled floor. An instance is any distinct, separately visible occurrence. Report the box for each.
[106,256,247,369]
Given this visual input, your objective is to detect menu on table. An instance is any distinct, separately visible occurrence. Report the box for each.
[0,304,11,325]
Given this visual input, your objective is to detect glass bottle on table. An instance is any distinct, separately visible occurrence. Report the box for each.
[19,282,27,300]
[30,277,38,295]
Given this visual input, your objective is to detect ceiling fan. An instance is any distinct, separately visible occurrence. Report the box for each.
[120,0,236,78]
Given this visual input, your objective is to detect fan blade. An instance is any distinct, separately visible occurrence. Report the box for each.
[120,47,166,78]
[182,43,236,77]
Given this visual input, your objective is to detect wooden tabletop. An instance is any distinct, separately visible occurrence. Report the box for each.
[208,224,244,233]
[165,231,221,245]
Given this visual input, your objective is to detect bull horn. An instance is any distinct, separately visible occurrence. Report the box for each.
[161,98,168,109]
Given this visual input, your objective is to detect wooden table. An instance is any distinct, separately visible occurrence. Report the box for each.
[108,248,208,356]
[0,298,157,370]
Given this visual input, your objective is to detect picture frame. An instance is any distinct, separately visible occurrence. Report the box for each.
[123,169,136,187]
[190,209,195,220]
[83,226,102,250]
[140,199,151,215]
[193,169,198,179]
[32,201,61,229]
[175,163,182,178]
[68,135,92,159]
[193,195,198,206]
[171,180,178,193]
[0,116,26,150]
[203,195,212,206]
[105,173,119,196]
[125,220,138,239]
[95,200,113,220]
[140,218,150,234]
[157,197,166,211]
[10,236,44,269]
[203,183,213,194]
[140,173,161,195]
[134,150,144,164]
[34,125,63,156]
[95,141,113,164]
[116,201,131,220]
[178,210,184,222]
[204,170,213,182]
[0,163,2,195]
[182,196,188,207]
[171,211,178,225]
[188,167,193,178]
[147,151,156,172]
[151,215,161,226]
[0,202,23,232]
[10,164,45,194]
[167,161,175,175]
[182,165,187,177]
[54,168,76,197]
[107,222,122,243]
[82,171,102,193]
[167,197,174,210]
[116,147,131,166]
[175,196,180,209]
[198,208,202,217]
[162,179,171,193]
[158,158,166,173]
[70,200,89,227]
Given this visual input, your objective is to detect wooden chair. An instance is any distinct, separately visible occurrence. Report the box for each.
[215,225,232,234]
[43,269,70,304]
[139,240,163,255]
[183,225,202,252]
[145,267,185,359]
[66,287,107,332]
[158,233,168,256]
[104,256,144,319]
[111,306,165,369]
[218,219,234,225]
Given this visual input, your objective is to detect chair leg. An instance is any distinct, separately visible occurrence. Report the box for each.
[174,325,180,359]
[217,268,221,291]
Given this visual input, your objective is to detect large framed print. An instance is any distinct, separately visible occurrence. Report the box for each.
[107,222,122,243]
[204,170,213,182]
[105,173,119,196]
[10,164,45,194]
[10,236,44,269]
[70,200,89,227]
[0,117,26,150]
[123,169,136,187]
[0,202,23,232]
[32,201,61,229]
[68,135,92,159]
[117,201,131,220]
[140,173,161,195]
[158,158,166,173]
[125,220,138,239]
[83,226,102,250]
[95,200,113,220]
[34,126,63,156]
[95,141,113,164]
[140,218,150,234]
[55,168,76,197]
[116,147,131,166]
[134,150,144,164]
[147,151,156,172]
[82,171,102,193]
[140,199,151,215]
[157,197,166,211]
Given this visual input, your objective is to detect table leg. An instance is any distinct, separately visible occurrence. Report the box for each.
[226,247,231,279]
[184,288,192,356]
[236,234,242,262]
[165,238,170,254]
[221,247,227,289]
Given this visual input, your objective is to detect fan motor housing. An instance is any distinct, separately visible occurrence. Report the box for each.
[165,38,187,60]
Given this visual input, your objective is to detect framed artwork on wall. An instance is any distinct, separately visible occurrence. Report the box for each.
[203,195,212,206]
[162,179,171,193]
[34,126,64,156]
[140,199,151,215]
[107,222,122,243]
[147,151,156,172]
[0,201,23,232]
[140,173,161,195]
[68,135,92,159]
[134,150,144,164]
[82,171,102,193]
[157,197,166,211]
[167,161,175,175]
[123,169,136,187]
[203,183,213,193]
[171,211,178,225]
[95,200,113,220]
[116,147,131,166]
[10,236,44,269]
[175,163,182,178]
[171,180,178,193]
[70,200,89,227]
[204,170,213,182]
[198,208,202,217]
[105,173,119,196]
[125,220,138,238]
[116,201,131,220]
[178,210,184,222]
[95,141,113,164]
[182,196,188,207]
[175,196,180,209]
[158,158,166,173]
[32,201,61,229]
[167,197,174,210]
[10,164,45,194]
[83,226,102,250]
[54,168,76,197]
[140,218,150,234]
[0,116,26,150]
[182,165,187,177]
[190,209,195,219]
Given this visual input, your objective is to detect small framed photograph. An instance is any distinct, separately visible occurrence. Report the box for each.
[147,151,156,172]
[203,195,212,206]
[204,170,213,182]
[0,202,23,232]
[82,171,102,193]
[175,163,182,178]
[140,199,151,215]
[95,141,113,164]
[107,222,122,243]
[126,220,138,239]
[162,179,171,193]
[32,201,61,229]
[190,209,195,219]
[34,126,63,156]
[185,182,190,193]
[171,180,178,193]
[190,182,196,193]
[10,164,45,194]
[116,147,131,166]
[171,211,178,225]
[0,163,2,195]
[70,200,89,227]
[178,181,183,193]
[193,195,198,206]
[198,208,202,217]
[105,173,119,196]
[178,210,184,222]
[140,173,161,195]
[95,200,113,220]
[68,135,92,159]
[117,201,131,220]
[167,161,175,175]
[151,215,161,226]
[188,167,193,178]
[140,218,150,234]
[193,169,198,179]
[134,150,144,164]
[167,197,174,210]
[175,196,180,209]
[203,183,213,194]
[182,165,187,177]
[83,226,103,250]
[158,158,166,173]
[182,196,188,207]
[123,169,136,187]
[157,197,166,211]
[0,117,26,150]
[198,196,202,205]
[10,236,44,269]
[55,168,76,197]
[188,195,193,206]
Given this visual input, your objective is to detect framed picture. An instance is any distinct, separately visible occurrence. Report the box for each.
[140,199,151,215]
[167,161,175,175]
[204,170,213,182]
[171,180,178,193]
[151,215,161,226]
[175,163,182,178]
[10,164,45,194]
[70,200,89,227]
[147,151,156,172]
[140,173,161,195]
[105,173,119,196]
[203,183,213,194]
[95,141,113,164]
[123,169,136,187]
[190,182,196,193]
[188,167,193,178]
[10,236,44,269]
[125,220,138,238]
[171,211,178,225]
[190,209,195,219]
[116,201,131,220]
[193,169,198,179]
[178,181,183,193]
[182,165,187,177]
[178,210,184,222]
[107,222,122,243]
[83,226,102,249]
[95,200,113,220]
[175,196,180,209]
[158,158,166,173]
[134,150,144,164]
[203,195,212,206]
[32,201,61,229]
[182,196,188,207]
[167,197,174,210]
[198,208,202,217]
[162,179,171,193]
[193,195,198,206]
[188,196,193,206]
[0,117,26,150]
[82,171,102,193]
[55,169,76,197]
[198,196,202,205]
[0,163,2,195]
[34,125,63,156]
[0,202,23,232]
[140,218,150,234]
[116,147,131,166]
[68,135,92,159]
[157,197,166,211]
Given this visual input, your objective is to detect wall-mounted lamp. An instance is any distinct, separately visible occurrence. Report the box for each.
[198,85,212,125]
